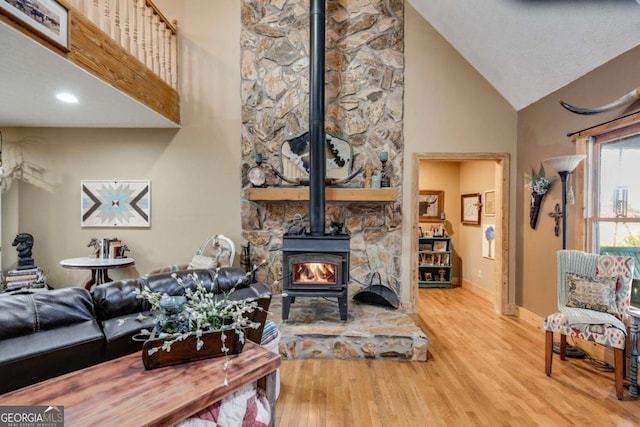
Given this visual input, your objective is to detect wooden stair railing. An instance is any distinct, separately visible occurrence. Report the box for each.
[67,0,177,90]
[0,0,180,124]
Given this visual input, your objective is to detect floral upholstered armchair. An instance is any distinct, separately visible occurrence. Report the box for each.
[544,250,634,400]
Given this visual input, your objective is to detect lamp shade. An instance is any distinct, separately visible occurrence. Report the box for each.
[543,155,586,173]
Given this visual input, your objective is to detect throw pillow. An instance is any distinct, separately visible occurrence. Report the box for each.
[188,254,215,270]
[566,272,619,315]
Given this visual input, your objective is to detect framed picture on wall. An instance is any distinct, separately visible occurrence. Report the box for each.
[484,190,496,216]
[419,190,444,222]
[81,180,151,227]
[0,0,70,50]
[461,193,481,225]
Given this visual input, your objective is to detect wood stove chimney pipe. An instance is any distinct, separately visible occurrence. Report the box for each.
[309,0,326,236]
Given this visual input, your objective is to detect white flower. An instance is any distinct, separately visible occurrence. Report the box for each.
[526,164,555,195]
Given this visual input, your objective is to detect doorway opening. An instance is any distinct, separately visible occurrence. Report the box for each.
[410,152,514,315]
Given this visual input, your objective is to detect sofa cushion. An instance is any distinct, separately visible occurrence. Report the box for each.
[0,287,96,339]
[100,311,157,360]
[91,278,147,322]
[0,321,104,394]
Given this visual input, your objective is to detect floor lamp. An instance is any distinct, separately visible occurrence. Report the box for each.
[544,154,587,357]
[543,155,587,249]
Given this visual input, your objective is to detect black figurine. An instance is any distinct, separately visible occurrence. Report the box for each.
[12,233,35,270]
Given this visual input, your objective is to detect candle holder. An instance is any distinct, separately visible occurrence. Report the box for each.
[379,151,390,188]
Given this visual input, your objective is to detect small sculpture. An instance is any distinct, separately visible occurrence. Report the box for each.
[12,233,35,269]
[87,237,100,257]
[119,244,130,258]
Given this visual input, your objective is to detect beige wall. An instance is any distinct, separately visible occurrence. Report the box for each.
[458,160,498,294]
[1,1,243,286]
[404,4,516,307]
[517,47,640,316]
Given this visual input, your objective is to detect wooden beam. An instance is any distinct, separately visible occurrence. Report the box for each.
[245,187,400,202]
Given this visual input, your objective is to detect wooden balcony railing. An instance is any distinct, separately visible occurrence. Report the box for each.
[67,0,177,90]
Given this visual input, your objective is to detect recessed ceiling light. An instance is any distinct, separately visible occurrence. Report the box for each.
[56,92,78,103]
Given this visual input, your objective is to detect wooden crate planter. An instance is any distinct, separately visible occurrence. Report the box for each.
[142,329,245,370]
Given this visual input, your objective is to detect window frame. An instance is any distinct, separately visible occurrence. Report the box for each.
[576,117,640,252]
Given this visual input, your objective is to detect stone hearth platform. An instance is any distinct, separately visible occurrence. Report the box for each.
[268,295,428,361]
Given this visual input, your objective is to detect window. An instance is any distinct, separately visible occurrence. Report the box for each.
[584,127,640,305]
[588,134,640,253]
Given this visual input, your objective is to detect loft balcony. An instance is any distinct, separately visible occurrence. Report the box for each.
[0,0,179,128]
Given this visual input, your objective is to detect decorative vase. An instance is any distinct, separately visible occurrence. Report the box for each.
[157,296,188,335]
[529,192,544,229]
[142,328,245,370]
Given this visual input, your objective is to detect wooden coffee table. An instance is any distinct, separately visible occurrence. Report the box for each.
[0,341,280,426]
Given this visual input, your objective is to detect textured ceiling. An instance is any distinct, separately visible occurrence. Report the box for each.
[408,0,640,110]
[2,2,640,127]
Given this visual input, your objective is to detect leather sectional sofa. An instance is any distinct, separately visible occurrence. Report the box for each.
[0,268,272,394]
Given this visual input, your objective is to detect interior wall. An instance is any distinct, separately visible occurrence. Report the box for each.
[517,46,640,317]
[458,160,497,294]
[0,1,243,286]
[404,4,516,308]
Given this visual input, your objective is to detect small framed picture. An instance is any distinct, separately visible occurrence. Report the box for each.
[461,193,481,225]
[423,254,434,265]
[419,190,444,222]
[433,241,448,252]
[423,272,433,281]
[441,253,450,266]
[484,190,496,217]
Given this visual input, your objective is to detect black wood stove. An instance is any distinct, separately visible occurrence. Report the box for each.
[281,0,350,322]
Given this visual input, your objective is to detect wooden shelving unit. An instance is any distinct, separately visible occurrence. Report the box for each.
[246,187,400,202]
[417,236,452,289]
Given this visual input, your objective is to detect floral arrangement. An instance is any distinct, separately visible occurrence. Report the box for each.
[130,270,266,384]
[526,163,555,195]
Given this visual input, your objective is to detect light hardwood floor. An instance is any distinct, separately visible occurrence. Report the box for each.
[275,286,640,426]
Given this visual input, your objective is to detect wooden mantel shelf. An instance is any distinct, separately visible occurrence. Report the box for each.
[246,187,400,202]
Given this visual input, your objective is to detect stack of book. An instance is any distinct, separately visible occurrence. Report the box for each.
[4,267,44,290]
[99,238,123,259]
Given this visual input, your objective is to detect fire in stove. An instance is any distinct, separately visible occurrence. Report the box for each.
[294,262,336,284]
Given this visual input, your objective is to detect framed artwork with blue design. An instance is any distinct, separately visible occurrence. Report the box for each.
[81,180,151,227]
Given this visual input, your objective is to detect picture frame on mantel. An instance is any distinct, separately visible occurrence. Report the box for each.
[461,193,481,225]
[419,190,444,222]
[0,0,69,51]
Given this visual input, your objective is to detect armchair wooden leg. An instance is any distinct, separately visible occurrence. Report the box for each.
[545,331,553,376]
[560,334,567,361]
[615,347,625,400]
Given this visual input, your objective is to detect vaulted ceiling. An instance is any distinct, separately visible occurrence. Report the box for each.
[408,0,640,110]
[1,2,640,127]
